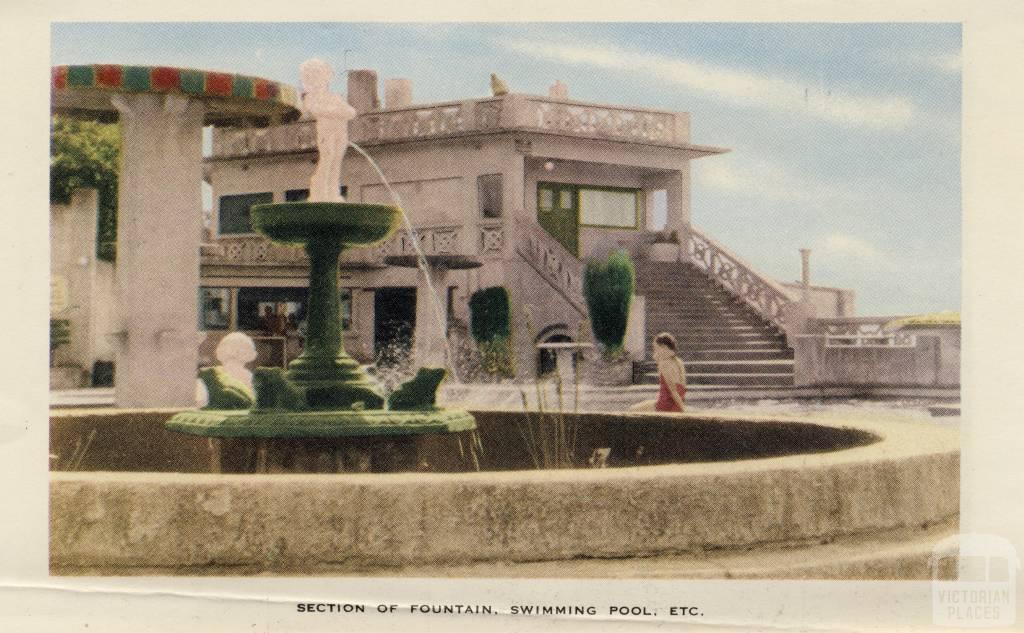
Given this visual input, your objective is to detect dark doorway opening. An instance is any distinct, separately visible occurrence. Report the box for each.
[374,287,417,365]
[537,333,573,376]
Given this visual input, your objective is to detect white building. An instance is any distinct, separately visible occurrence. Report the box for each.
[199,71,853,386]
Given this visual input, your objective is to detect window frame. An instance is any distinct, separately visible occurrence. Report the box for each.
[477,173,504,219]
[217,191,273,236]
[198,287,231,331]
[577,185,641,230]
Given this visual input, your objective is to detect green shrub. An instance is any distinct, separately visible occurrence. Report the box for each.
[469,286,512,343]
[479,335,516,378]
[50,319,71,353]
[583,250,636,357]
[469,287,516,378]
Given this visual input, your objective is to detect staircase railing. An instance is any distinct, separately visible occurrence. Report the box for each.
[686,227,793,329]
[514,220,587,315]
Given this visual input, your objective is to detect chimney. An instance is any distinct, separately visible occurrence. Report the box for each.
[347,69,379,113]
[549,80,568,100]
[384,78,413,109]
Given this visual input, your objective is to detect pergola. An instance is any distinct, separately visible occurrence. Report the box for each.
[52,65,300,407]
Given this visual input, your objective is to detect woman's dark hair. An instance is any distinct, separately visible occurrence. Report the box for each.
[654,332,677,352]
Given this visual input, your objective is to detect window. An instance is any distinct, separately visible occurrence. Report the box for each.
[198,287,230,330]
[285,186,347,202]
[579,187,639,228]
[237,287,307,333]
[218,192,272,235]
[477,174,503,218]
[539,187,555,211]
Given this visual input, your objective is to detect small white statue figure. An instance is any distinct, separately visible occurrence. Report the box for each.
[215,332,258,391]
[195,331,258,407]
[299,58,358,202]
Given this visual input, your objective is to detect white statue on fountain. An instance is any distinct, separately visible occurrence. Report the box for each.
[299,58,357,202]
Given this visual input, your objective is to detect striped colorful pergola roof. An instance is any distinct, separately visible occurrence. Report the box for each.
[52,64,301,126]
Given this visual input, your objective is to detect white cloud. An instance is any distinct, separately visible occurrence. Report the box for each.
[693,158,855,203]
[931,52,962,73]
[500,38,917,130]
[817,232,896,270]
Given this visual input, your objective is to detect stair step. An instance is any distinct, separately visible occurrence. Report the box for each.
[637,373,795,387]
[640,361,793,375]
[633,260,794,386]
[669,333,784,340]
[679,350,794,361]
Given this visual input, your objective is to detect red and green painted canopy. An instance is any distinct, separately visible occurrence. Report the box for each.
[52,64,301,126]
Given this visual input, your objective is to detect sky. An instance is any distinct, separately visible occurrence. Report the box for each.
[51,23,961,316]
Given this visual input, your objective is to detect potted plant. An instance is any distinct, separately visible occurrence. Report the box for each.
[580,250,636,386]
[648,229,681,262]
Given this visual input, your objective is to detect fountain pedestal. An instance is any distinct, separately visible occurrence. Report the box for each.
[165,202,479,472]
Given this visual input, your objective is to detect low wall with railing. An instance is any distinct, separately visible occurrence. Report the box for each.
[794,319,960,388]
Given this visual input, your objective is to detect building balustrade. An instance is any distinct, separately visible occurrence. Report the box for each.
[210,94,691,159]
[514,220,587,314]
[202,221,507,267]
[685,227,793,329]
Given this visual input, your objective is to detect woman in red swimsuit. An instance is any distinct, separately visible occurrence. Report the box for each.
[631,332,687,413]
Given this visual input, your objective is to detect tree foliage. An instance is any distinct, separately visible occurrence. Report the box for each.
[50,115,121,261]
[469,286,512,343]
[583,249,636,357]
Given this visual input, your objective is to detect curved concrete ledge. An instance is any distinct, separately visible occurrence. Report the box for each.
[50,412,958,575]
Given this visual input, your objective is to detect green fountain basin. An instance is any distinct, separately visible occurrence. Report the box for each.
[165,408,477,438]
[251,202,402,245]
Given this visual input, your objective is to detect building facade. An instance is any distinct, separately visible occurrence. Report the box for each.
[200,70,852,384]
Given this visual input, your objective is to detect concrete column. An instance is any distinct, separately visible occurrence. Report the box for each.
[414,266,449,368]
[503,153,526,224]
[624,296,646,359]
[663,169,689,248]
[111,93,205,408]
[50,188,100,379]
[800,248,812,300]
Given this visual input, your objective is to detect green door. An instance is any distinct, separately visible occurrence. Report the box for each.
[537,183,579,255]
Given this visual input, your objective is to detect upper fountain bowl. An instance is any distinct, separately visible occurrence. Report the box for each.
[251,202,402,246]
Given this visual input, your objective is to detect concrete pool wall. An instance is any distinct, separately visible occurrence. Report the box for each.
[49,409,958,576]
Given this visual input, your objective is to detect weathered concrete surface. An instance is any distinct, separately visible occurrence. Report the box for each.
[50,413,958,575]
[61,516,953,579]
[794,331,960,388]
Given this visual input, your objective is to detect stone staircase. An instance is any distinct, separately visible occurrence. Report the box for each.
[634,261,795,389]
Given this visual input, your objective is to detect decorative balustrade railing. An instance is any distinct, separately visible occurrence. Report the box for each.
[810,316,917,347]
[212,119,318,158]
[514,220,587,315]
[211,94,690,159]
[519,97,682,145]
[686,227,793,329]
[200,236,307,265]
[202,222,506,267]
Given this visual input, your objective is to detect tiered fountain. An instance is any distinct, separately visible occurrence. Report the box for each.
[165,59,479,473]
